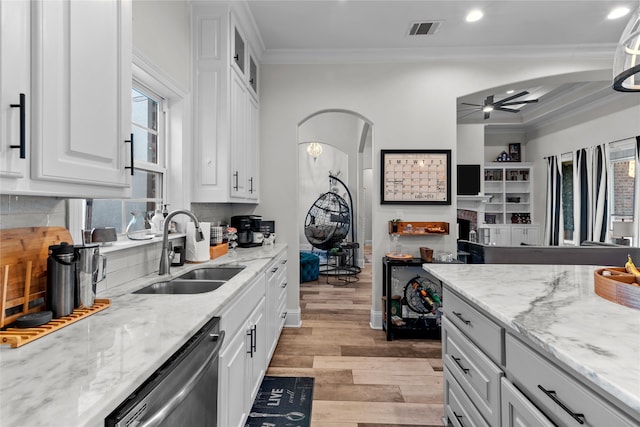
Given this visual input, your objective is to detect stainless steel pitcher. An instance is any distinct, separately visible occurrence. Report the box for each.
[74,243,106,309]
[47,242,77,318]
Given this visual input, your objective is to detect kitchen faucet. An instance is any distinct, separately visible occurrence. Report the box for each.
[159,209,205,275]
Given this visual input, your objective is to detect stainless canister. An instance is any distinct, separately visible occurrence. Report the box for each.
[74,243,106,309]
[46,242,77,318]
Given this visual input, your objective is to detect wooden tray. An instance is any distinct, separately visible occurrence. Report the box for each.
[594,267,640,310]
[385,253,413,260]
[0,299,110,348]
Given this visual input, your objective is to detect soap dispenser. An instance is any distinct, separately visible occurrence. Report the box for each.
[151,205,164,236]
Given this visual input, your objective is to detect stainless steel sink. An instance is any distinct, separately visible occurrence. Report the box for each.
[133,265,245,294]
[133,279,227,294]
[176,266,245,281]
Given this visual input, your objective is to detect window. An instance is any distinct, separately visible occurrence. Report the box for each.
[609,141,635,223]
[561,152,574,243]
[90,84,166,235]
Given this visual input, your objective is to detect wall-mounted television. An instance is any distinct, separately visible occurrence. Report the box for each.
[457,164,481,196]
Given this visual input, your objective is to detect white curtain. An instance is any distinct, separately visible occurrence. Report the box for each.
[544,155,563,245]
[575,144,610,244]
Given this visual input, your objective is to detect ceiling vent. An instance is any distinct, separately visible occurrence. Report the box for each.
[408,21,442,36]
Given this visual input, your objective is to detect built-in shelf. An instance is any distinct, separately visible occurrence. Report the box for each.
[457,194,493,211]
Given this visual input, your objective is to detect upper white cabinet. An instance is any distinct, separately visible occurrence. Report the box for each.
[191,3,260,203]
[1,0,132,198]
[0,0,30,181]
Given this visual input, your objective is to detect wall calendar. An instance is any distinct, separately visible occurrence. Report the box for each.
[380,149,451,205]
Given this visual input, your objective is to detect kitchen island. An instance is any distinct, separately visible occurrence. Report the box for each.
[0,244,287,427]
[423,263,640,426]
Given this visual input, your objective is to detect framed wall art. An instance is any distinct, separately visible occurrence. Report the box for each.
[380,149,451,205]
[508,143,521,162]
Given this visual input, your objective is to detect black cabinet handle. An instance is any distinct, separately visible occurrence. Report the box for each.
[9,93,26,159]
[452,411,466,427]
[246,325,257,357]
[271,267,279,273]
[281,282,287,288]
[281,259,287,265]
[124,133,134,175]
[537,385,585,424]
[281,311,287,319]
[234,54,239,61]
[249,177,254,193]
[451,356,470,374]
[452,311,471,325]
[233,171,239,191]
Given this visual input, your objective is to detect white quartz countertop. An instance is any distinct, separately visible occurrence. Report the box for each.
[0,244,287,427]
[423,263,640,417]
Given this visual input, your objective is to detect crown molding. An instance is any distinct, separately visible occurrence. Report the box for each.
[260,43,617,65]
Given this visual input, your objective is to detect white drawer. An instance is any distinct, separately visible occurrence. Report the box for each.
[501,377,554,427]
[506,334,638,427]
[443,317,503,427]
[444,288,504,364]
[219,274,265,338]
[445,366,490,427]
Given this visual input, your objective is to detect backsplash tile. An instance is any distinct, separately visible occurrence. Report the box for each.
[0,195,66,229]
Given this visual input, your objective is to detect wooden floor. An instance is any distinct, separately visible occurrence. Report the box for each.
[267,254,445,427]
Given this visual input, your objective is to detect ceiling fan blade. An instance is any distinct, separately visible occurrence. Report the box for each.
[458,108,483,112]
[494,107,520,113]
[500,99,539,106]
[461,102,483,107]
[495,90,529,104]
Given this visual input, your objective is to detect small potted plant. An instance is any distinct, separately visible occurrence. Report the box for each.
[389,218,402,233]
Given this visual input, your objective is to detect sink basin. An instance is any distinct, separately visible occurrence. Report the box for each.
[134,279,227,294]
[177,266,245,281]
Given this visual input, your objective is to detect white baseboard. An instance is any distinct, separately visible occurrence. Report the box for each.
[284,307,302,328]
[370,309,383,330]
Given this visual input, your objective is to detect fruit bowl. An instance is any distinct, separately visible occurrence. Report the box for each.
[594,267,640,310]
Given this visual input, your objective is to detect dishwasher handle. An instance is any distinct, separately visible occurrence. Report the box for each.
[138,330,225,427]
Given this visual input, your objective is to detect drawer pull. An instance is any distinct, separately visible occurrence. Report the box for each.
[452,411,466,427]
[451,356,470,374]
[281,282,287,288]
[452,311,471,325]
[537,385,585,424]
[271,267,279,273]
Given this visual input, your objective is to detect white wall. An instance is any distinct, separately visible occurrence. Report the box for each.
[132,0,191,90]
[258,56,612,329]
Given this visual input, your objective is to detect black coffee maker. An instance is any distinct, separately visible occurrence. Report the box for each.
[231,215,262,247]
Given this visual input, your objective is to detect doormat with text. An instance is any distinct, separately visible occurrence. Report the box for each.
[245,376,314,427]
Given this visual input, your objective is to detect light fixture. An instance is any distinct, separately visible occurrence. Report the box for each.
[482,105,494,113]
[506,89,515,94]
[613,5,640,91]
[307,142,323,161]
[465,9,483,23]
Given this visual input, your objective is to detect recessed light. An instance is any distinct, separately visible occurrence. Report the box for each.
[465,9,483,23]
[608,6,630,20]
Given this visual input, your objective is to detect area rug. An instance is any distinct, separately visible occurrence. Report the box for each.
[245,376,314,427]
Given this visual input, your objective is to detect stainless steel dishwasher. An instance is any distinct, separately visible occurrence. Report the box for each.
[105,317,225,427]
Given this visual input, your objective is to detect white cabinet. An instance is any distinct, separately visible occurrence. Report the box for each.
[510,225,540,246]
[501,378,554,427]
[191,3,260,203]
[483,225,512,246]
[0,0,30,181]
[266,252,288,360]
[219,273,267,427]
[1,0,132,198]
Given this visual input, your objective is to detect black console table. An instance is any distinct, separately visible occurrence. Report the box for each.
[382,256,452,341]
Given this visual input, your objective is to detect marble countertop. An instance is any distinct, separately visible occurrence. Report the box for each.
[423,263,640,417]
[0,244,287,427]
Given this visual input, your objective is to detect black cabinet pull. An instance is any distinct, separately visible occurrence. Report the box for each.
[452,311,471,325]
[9,93,26,159]
[233,171,239,191]
[281,259,287,265]
[233,54,239,61]
[281,282,287,288]
[452,411,466,427]
[271,267,279,273]
[451,356,470,374]
[124,133,134,175]
[249,177,254,193]
[537,385,585,424]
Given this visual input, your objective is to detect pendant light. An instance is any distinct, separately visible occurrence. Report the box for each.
[613,5,640,91]
[307,142,323,161]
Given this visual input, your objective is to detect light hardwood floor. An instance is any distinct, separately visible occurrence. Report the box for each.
[267,255,445,427]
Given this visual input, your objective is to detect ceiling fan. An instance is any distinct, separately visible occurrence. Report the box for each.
[459,91,539,120]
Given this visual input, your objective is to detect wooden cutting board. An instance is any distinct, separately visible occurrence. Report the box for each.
[0,226,73,327]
